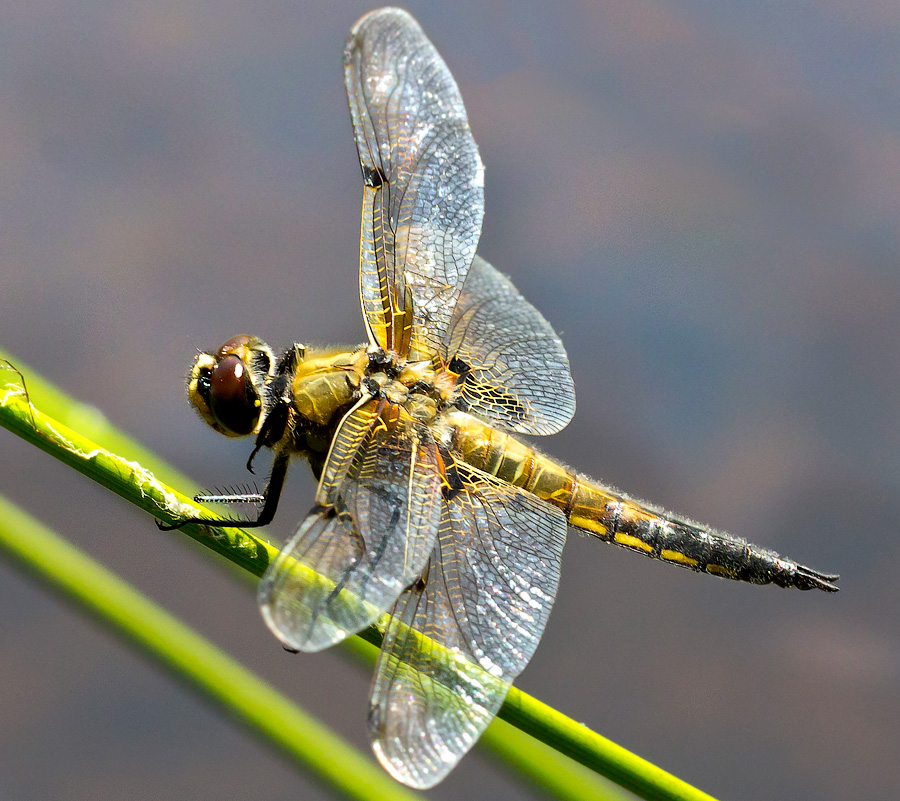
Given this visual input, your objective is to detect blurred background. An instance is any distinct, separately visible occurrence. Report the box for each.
[1,2,897,799]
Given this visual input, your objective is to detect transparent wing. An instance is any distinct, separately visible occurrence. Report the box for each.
[368,463,567,788]
[443,255,576,435]
[258,400,443,652]
[345,7,484,359]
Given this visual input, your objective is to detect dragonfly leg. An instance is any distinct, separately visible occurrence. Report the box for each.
[157,453,290,531]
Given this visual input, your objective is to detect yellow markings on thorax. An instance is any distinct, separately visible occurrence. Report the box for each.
[291,349,366,428]
[398,360,433,386]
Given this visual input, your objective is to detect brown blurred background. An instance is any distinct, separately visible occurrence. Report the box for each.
[1,2,897,799]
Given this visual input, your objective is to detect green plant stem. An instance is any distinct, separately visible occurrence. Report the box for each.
[0,495,421,801]
[500,692,713,801]
[0,351,720,801]
[479,718,634,801]
[0,355,277,579]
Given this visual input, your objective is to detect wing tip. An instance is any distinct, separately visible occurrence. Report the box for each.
[350,7,417,38]
[371,739,455,790]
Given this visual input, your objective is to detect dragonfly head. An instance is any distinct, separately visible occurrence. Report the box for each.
[188,335,275,437]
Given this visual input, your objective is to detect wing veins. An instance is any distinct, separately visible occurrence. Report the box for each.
[354,52,396,348]
[347,9,484,362]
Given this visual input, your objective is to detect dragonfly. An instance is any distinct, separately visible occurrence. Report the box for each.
[164,7,839,789]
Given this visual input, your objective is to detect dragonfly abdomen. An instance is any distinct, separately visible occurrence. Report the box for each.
[449,411,838,591]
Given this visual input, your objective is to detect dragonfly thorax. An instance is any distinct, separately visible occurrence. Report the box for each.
[361,348,463,423]
[188,336,464,451]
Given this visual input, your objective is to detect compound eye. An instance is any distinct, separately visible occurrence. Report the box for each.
[207,354,260,436]
[217,335,254,360]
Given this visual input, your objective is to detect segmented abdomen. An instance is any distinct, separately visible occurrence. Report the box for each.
[447,411,837,591]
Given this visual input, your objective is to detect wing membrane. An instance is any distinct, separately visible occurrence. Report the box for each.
[368,463,567,788]
[345,7,484,359]
[258,404,443,652]
[443,255,576,435]
[315,396,382,507]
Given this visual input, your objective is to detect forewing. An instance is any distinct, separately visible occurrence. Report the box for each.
[258,404,443,652]
[443,255,576,435]
[345,7,484,359]
[368,464,567,788]
[315,396,382,507]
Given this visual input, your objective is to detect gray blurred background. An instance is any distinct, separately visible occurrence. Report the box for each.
[1,2,897,799]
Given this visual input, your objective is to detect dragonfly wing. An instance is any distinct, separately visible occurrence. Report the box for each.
[443,255,576,435]
[345,7,484,359]
[368,463,567,788]
[258,401,443,652]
